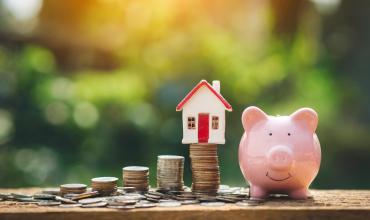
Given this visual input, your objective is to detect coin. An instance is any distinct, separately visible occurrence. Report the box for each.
[11,193,32,198]
[107,205,136,210]
[33,194,56,200]
[158,201,182,207]
[59,204,82,208]
[181,200,200,205]
[81,201,108,208]
[135,203,156,208]
[78,197,104,204]
[200,202,225,207]
[38,201,61,206]
[70,191,99,200]
[55,196,77,204]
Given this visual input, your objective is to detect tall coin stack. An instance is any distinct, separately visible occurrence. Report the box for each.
[122,166,149,192]
[157,155,184,191]
[190,144,220,194]
[91,177,118,196]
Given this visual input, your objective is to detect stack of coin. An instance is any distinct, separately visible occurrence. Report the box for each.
[157,155,184,191]
[91,177,118,196]
[189,144,220,194]
[60,183,87,196]
[123,166,149,192]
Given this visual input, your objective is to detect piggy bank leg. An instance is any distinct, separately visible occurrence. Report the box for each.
[289,188,309,200]
[250,185,269,199]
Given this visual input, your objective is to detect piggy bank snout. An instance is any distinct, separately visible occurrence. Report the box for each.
[266,146,293,171]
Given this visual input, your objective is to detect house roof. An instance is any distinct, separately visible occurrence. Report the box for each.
[176,80,233,112]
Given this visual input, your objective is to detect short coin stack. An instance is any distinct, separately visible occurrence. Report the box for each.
[157,155,184,191]
[190,144,220,194]
[60,183,87,196]
[91,177,118,196]
[123,166,149,192]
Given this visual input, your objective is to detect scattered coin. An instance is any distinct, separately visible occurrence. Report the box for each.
[55,196,77,204]
[11,193,32,198]
[78,197,104,204]
[72,191,100,201]
[59,204,82,208]
[107,205,136,210]
[38,201,61,206]
[16,197,39,203]
[181,200,200,205]
[81,201,108,208]
[0,193,11,200]
[200,202,225,207]
[33,194,56,200]
[158,201,182,207]
[135,203,156,208]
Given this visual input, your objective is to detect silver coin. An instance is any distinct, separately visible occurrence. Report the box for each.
[33,194,56,200]
[135,203,156,208]
[158,155,184,160]
[91,177,118,183]
[81,201,108,208]
[59,204,82,208]
[107,205,136,210]
[38,201,61,206]
[0,193,11,199]
[158,201,182,207]
[235,201,262,207]
[16,197,39,203]
[181,200,200,205]
[55,196,77,204]
[200,202,225,207]
[78,197,104,204]
[123,166,149,172]
[11,193,32,198]
[60,183,87,189]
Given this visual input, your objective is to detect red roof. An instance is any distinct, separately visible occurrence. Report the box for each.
[176,80,232,111]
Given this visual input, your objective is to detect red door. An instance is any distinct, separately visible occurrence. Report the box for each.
[198,113,209,143]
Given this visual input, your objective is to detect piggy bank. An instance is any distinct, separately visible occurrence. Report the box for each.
[238,106,321,199]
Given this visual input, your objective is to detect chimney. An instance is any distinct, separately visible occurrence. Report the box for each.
[212,80,220,93]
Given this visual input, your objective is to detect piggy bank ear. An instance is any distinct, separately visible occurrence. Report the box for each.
[290,108,318,133]
[242,106,268,133]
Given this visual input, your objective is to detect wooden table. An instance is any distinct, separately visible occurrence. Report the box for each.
[0,188,369,220]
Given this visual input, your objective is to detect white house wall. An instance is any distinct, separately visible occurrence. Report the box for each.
[181,87,226,144]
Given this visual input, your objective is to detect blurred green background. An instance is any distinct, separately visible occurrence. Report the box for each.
[0,0,369,189]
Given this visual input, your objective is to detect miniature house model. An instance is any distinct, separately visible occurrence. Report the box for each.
[176,80,232,144]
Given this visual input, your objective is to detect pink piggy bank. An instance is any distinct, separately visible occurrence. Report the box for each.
[239,106,321,199]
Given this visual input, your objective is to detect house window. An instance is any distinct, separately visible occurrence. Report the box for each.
[187,117,196,129]
[212,116,219,129]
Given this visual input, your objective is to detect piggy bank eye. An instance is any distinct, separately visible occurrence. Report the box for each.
[288,133,291,136]
[269,133,272,136]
